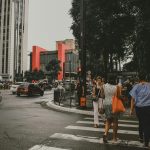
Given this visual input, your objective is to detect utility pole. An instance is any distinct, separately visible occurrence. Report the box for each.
[80,0,86,107]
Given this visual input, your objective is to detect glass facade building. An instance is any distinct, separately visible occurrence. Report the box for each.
[39,50,79,79]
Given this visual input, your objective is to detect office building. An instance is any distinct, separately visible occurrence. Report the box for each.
[31,39,79,80]
[0,0,28,81]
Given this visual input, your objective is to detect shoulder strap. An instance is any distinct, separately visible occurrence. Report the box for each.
[115,85,121,97]
[97,89,100,97]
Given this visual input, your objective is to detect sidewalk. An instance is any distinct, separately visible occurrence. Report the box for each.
[44,89,93,115]
[44,89,131,117]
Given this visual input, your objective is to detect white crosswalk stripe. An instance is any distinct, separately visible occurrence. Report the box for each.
[29,116,142,150]
[50,133,144,148]
[29,145,70,150]
[65,125,138,135]
[76,120,138,127]
[84,117,139,123]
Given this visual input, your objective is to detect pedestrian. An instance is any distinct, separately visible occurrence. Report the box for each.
[103,76,122,143]
[125,78,133,107]
[130,73,150,148]
[92,76,105,128]
[76,79,84,106]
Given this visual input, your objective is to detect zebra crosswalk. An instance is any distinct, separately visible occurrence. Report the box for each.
[29,116,145,150]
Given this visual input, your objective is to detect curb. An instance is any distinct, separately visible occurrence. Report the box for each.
[46,101,94,116]
[42,89,133,118]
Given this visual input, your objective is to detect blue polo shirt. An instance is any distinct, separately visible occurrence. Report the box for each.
[130,82,150,107]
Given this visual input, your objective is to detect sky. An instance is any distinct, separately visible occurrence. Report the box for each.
[28,0,74,51]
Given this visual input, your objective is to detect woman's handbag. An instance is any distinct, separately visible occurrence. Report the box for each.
[99,108,105,114]
[112,86,125,113]
[112,96,125,113]
[99,99,105,114]
[92,96,99,102]
[92,88,100,102]
[80,97,86,106]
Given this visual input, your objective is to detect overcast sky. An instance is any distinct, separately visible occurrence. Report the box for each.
[28,0,74,51]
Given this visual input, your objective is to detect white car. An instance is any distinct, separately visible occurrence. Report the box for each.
[10,82,24,94]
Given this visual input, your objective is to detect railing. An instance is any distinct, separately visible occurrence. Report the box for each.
[54,88,77,108]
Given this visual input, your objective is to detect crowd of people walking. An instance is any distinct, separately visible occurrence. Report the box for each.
[54,72,150,148]
[84,72,150,148]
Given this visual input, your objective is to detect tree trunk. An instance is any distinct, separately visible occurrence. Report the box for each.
[103,50,109,80]
[109,53,113,72]
[118,58,121,71]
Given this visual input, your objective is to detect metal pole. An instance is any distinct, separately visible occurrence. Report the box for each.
[80,0,86,100]
[69,53,72,107]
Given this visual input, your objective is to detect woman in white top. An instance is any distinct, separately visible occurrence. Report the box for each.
[92,76,105,128]
[103,76,121,143]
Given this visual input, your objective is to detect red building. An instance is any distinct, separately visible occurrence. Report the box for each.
[31,39,78,80]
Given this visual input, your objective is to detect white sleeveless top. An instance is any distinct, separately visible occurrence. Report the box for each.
[103,83,116,105]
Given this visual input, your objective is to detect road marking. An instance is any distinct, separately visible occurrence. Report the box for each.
[76,121,138,128]
[29,145,70,150]
[65,125,138,135]
[51,133,100,143]
[84,117,138,123]
[50,133,144,148]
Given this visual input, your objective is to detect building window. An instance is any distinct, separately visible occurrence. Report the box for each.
[7,29,9,39]
[2,58,4,73]
[2,47,5,55]
[7,14,9,25]
[6,48,8,73]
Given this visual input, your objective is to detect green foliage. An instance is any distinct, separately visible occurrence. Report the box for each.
[131,0,150,74]
[123,60,137,72]
[24,69,45,82]
[45,59,61,81]
[70,0,150,76]
[123,0,150,74]
[70,0,135,77]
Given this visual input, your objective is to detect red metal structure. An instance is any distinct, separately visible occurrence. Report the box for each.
[32,46,46,71]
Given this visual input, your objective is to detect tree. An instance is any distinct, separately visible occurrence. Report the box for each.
[121,0,150,76]
[130,0,150,75]
[24,71,32,82]
[70,0,135,78]
[24,69,45,82]
[45,59,61,81]
[123,60,138,72]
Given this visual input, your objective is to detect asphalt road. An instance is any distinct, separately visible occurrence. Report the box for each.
[0,90,83,150]
[0,90,146,150]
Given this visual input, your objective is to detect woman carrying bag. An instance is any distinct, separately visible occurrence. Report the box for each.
[92,76,105,128]
[103,76,125,143]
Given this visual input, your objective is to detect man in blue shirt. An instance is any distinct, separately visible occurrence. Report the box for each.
[130,73,150,148]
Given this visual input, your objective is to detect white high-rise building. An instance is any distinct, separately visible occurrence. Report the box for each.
[0,0,28,81]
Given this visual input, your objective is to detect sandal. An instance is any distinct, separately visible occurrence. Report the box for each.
[103,135,108,143]
[139,138,143,143]
[94,124,99,128]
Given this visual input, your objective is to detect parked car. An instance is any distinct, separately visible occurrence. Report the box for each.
[17,83,44,96]
[10,82,24,94]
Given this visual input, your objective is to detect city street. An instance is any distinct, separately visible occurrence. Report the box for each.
[0,90,145,150]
